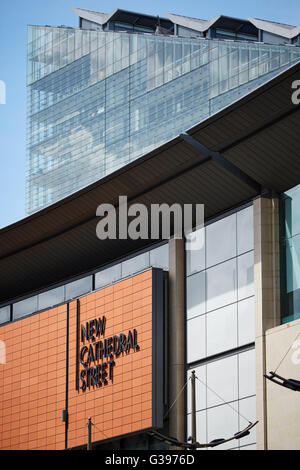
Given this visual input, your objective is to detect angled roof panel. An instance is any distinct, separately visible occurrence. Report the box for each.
[72,8,300,39]
[248,17,300,39]
[165,12,221,32]
[166,13,257,35]
[71,7,117,25]
[72,7,172,30]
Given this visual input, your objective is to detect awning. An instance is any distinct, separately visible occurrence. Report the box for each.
[1,61,300,303]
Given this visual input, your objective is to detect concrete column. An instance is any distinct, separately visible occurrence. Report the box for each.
[168,237,185,446]
[253,196,280,450]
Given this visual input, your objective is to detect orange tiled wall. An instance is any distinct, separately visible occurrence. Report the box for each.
[0,305,67,450]
[0,269,154,449]
[67,269,153,448]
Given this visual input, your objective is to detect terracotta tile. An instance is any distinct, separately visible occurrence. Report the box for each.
[0,270,155,450]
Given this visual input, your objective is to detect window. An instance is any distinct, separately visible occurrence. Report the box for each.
[237,206,253,255]
[121,252,150,278]
[150,244,168,270]
[238,251,254,300]
[215,29,236,40]
[207,403,239,450]
[185,206,256,449]
[207,355,238,406]
[187,410,206,444]
[65,276,92,300]
[187,271,205,320]
[0,306,10,324]
[238,349,256,398]
[187,314,206,363]
[206,258,237,312]
[238,297,255,346]
[95,264,122,289]
[14,296,38,320]
[207,303,238,356]
[38,286,65,310]
[186,227,205,276]
[206,214,236,267]
[280,185,300,323]
[215,29,257,42]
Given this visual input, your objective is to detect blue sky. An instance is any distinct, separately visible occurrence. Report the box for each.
[0,0,299,228]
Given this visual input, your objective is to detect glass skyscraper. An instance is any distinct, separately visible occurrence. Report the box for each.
[26,9,300,214]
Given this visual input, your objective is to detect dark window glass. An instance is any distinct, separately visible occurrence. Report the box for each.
[215,29,257,42]
[112,22,133,32]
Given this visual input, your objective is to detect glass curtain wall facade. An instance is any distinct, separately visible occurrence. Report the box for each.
[186,205,256,450]
[280,184,300,324]
[26,26,300,213]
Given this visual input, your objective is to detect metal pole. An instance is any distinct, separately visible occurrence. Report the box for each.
[191,371,196,445]
[87,417,92,450]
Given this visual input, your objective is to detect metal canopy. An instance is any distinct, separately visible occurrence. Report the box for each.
[1,62,300,303]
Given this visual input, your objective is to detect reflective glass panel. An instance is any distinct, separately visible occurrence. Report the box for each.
[121,252,150,278]
[187,314,206,363]
[238,349,256,398]
[95,264,122,289]
[206,258,237,312]
[38,286,65,310]
[237,206,253,255]
[282,185,300,238]
[207,355,238,407]
[149,244,168,270]
[187,271,206,320]
[280,186,300,323]
[206,303,238,356]
[14,296,38,319]
[237,251,254,300]
[238,297,255,346]
[207,402,239,450]
[65,276,92,300]
[0,306,10,324]
[238,396,256,446]
[186,227,205,275]
[206,214,236,268]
